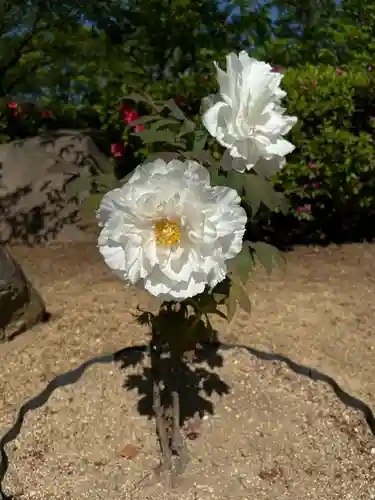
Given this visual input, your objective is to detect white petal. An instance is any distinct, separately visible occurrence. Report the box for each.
[265,137,295,157]
[96,157,247,300]
[204,52,297,169]
[202,101,231,146]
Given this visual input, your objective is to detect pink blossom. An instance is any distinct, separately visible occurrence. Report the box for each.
[297,204,312,214]
[7,102,17,109]
[41,110,53,118]
[312,183,320,189]
[308,160,318,169]
[110,142,125,157]
[120,103,144,132]
[367,64,373,72]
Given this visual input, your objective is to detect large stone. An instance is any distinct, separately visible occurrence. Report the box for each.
[0,246,47,341]
[0,130,110,244]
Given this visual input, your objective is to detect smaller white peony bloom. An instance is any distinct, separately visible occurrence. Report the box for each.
[97,158,247,301]
[202,51,297,172]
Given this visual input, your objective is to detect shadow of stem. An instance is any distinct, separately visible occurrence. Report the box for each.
[119,301,230,487]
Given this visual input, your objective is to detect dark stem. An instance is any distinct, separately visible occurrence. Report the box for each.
[170,351,189,481]
[150,338,172,478]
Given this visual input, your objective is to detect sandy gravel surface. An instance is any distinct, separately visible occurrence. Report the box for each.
[0,242,374,499]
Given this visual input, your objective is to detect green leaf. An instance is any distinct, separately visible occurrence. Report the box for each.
[225,284,238,322]
[231,283,252,315]
[130,115,163,126]
[227,170,246,195]
[213,292,227,304]
[193,126,208,151]
[227,242,254,284]
[184,150,219,168]
[220,150,235,171]
[209,167,227,186]
[163,99,187,120]
[148,118,180,131]
[250,242,285,274]
[179,119,196,137]
[131,129,176,144]
[242,174,288,215]
[143,152,181,164]
[121,92,160,112]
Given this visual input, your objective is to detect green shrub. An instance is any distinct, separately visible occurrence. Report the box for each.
[268,63,375,243]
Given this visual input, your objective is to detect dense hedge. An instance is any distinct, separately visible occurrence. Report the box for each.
[2,62,375,244]
[260,63,375,245]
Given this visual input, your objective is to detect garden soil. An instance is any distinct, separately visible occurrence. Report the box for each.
[0,243,374,500]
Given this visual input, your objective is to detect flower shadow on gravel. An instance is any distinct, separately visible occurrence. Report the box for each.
[114,315,230,432]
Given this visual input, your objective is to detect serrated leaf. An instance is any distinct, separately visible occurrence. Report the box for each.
[227,243,254,284]
[243,174,287,215]
[121,92,160,111]
[130,115,162,126]
[163,99,187,120]
[227,170,245,195]
[213,292,227,304]
[209,167,227,186]
[131,129,176,144]
[193,126,208,151]
[148,118,180,131]
[142,152,181,164]
[184,150,219,168]
[220,149,234,171]
[231,283,252,315]
[250,242,285,274]
[179,119,196,137]
[225,285,237,323]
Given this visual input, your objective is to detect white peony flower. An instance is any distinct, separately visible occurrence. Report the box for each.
[97,158,247,301]
[202,51,297,172]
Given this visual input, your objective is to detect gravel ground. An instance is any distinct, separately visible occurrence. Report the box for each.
[0,242,374,499]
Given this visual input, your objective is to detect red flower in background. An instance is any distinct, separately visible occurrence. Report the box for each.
[110,142,126,158]
[297,204,312,214]
[120,103,144,132]
[41,111,53,119]
[7,101,18,116]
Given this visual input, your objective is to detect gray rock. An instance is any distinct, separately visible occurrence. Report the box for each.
[0,130,110,244]
[0,246,47,342]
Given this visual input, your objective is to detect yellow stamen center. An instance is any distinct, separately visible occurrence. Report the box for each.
[154,217,181,246]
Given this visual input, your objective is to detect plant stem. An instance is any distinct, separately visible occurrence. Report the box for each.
[170,351,189,481]
[150,338,172,477]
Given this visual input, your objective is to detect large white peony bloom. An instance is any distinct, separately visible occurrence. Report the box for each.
[97,159,247,300]
[202,51,297,173]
